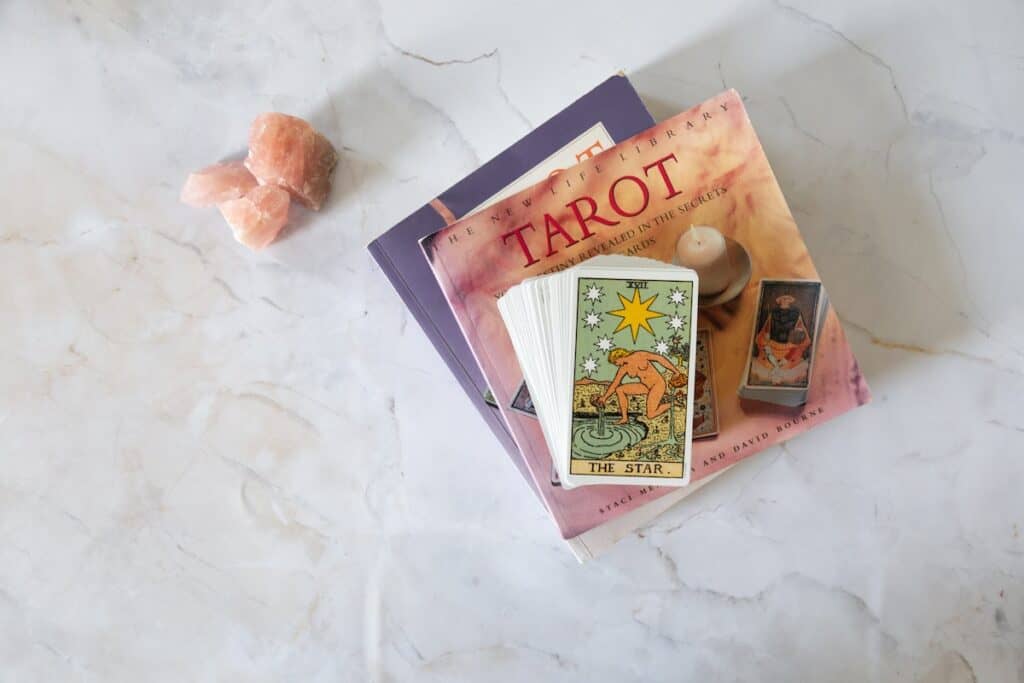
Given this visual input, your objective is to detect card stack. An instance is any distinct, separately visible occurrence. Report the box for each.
[498,255,700,489]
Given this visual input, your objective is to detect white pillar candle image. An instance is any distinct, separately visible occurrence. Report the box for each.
[675,225,732,295]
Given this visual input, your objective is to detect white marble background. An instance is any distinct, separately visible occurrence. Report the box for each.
[2,0,1022,680]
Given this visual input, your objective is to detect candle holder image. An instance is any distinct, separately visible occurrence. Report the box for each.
[673,225,752,309]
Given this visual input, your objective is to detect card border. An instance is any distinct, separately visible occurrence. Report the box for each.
[563,267,698,488]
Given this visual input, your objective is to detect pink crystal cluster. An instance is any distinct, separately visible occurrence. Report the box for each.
[180,114,338,250]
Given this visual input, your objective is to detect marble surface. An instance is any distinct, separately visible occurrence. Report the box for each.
[2,0,1022,680]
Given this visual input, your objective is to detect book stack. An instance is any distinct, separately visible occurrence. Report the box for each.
[369,76,871,561]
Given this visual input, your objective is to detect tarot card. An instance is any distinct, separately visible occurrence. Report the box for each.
[564,269,698,487]
[739,279,826,406]
[482,388,499,408]
[509,380,538,417]
[550,460,562,487]
[692,328,720,439]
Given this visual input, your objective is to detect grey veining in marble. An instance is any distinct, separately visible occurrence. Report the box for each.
[1,0,1022,680]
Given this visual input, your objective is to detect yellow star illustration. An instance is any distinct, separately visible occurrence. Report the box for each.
[608,288,665,342]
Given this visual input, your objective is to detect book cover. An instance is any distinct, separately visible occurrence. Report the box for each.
[367,74,655,493]
[422,89,871,539]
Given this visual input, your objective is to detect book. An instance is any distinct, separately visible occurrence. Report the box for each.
[499,255,700,488]
[367,74,655,497]
[421,89,871,542]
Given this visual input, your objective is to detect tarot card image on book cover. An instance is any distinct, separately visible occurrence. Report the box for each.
[571,277,696,481]
[692,329,719,439]
[740,279,828,407]
[510,381,537,417]
[482,388,499,408]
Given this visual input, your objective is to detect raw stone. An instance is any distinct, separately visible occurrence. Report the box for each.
[245,113,338,211]
[218,185,291,250]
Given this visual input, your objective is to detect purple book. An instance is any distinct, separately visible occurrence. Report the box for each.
[368,75,655,498]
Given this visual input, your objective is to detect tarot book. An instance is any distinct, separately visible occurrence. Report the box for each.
[422,89,871,540]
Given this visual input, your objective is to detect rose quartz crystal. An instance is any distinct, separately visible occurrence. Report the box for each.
[180,161,258,207]
[245,113,338,210]
[218,185,291,250]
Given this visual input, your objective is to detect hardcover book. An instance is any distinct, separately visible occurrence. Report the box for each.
[421,89,871,541]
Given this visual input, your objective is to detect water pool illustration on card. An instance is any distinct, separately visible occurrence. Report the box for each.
[570,277,696,479]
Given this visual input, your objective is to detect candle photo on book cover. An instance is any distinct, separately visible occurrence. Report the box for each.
[674,225,752,308]
[675,225,732,295]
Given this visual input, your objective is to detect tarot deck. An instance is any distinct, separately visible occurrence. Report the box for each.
[499,256,699,488]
